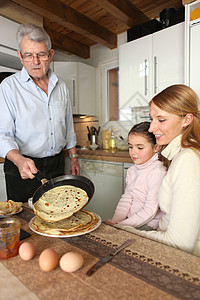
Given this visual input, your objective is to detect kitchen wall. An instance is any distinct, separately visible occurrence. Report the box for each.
[73,115,99,148]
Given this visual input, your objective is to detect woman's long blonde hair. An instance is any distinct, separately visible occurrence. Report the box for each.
[150,84,200,153]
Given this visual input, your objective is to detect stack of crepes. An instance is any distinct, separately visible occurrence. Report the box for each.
[0,200,23,215]
[32,185,98,235]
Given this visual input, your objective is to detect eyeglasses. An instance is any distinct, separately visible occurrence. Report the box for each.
[20,52,50,62]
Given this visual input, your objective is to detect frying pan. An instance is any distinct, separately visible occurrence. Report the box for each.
[32,174,95,205]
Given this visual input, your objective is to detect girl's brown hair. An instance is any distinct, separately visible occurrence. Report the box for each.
[128,121,156,146]
[150,84,200,152]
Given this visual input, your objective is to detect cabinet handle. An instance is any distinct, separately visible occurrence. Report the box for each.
[72,79,75,107]
[144,59,148,96]
[154,56,157,94]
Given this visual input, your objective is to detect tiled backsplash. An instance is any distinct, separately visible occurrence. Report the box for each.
[73,116,134,149]
[73,116,99,148]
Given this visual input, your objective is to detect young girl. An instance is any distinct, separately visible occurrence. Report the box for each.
[108,121,166,230]
[115,85,200,256]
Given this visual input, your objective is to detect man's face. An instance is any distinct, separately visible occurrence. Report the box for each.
[17,37,54,80]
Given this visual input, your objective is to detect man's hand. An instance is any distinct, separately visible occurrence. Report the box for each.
[70,157,80,175]
[6,149,38,179]
[17,157,38,179]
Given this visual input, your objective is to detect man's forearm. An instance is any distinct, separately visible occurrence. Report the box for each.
[6,149,24,167]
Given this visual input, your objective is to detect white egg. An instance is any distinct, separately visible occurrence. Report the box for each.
[59,251,84,272]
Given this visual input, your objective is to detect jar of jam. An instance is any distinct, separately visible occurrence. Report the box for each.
[0,218,20,259]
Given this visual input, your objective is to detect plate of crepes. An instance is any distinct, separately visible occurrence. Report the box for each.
[29,175,101,237]
[0,200,23,218]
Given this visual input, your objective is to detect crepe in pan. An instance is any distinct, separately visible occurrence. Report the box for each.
[31,209,98,235]
[33,185,89,222]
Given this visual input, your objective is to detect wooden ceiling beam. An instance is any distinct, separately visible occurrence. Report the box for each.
[10,0,117,49]
[45,27,90,59]
[169,0,183,9]
[93,0,149,27]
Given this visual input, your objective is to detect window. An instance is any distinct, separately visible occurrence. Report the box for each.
[101,60,119,123]
[108,67,119,121]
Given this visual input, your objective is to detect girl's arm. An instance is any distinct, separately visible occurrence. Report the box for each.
[110,167,135,223]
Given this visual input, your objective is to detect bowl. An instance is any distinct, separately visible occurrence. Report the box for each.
[116,145,129,151]
[89,144,98,150]
[116,138,129,151]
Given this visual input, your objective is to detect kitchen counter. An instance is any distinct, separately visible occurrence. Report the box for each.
[0,149,132,164]
[67,149,132,163]
[1,204,200,300]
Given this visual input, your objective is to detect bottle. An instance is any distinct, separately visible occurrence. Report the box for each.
[110,128,116,151]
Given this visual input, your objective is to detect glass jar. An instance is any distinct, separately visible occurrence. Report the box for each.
[0,218,20,259]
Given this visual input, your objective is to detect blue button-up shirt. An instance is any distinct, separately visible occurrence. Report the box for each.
[0,67,76,158]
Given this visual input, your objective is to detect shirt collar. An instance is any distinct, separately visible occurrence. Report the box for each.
[135,153,159,169]
[161,135,182,161]
[19,67,31,82]
[19,67,58,86]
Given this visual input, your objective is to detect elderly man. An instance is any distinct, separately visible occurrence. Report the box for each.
[0,23,80,202]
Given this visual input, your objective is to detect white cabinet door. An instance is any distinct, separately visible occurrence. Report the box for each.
[190,23,200,98]
[119,22,184,109]
[153,22,184,96]
[0,16,18,50]
[78,63,96,116]
[119,34,152,108]
[53,62,78,113]
[53,62,96,115]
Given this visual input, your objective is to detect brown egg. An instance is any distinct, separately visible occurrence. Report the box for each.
[19,242,36,261]
[59,252,84,272]
[39,248,59,272]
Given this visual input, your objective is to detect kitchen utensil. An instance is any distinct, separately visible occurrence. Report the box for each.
[32,174,95,205]
[86,239,134,276]
[87,126,91,141]
[97,126,100,136]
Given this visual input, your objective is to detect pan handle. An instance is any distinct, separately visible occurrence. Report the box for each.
[34,170,48,185]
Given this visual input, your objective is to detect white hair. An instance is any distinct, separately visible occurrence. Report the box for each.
[16,23,52,51]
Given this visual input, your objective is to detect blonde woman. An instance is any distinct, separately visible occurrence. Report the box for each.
[116,84,200,256]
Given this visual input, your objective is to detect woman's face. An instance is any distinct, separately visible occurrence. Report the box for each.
[149,102,186,146]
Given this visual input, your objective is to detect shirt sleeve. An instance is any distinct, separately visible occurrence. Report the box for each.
[116,150,200,255]
[118,166,166,227]
[0,83,19,157]
[110,169,134,223]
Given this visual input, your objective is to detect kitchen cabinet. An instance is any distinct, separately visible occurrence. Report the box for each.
[0,16,18,50]
[0,17,22,70]
[72,158,122,221]
[53,62,96,115]
[119,22,184,109]
[185,0,200,88]
[190,21,200,98]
